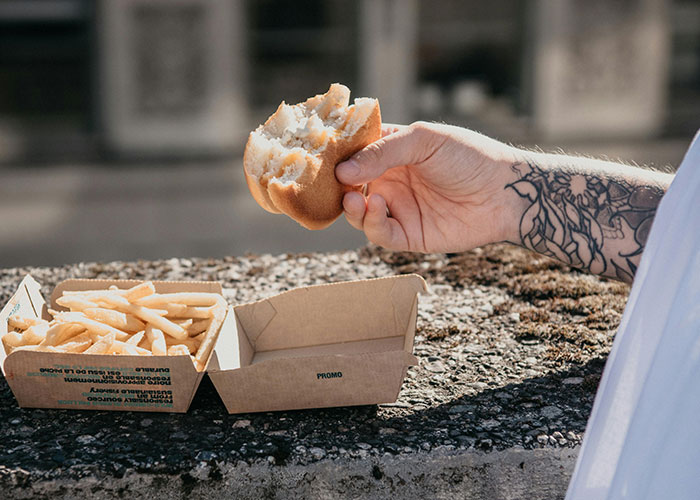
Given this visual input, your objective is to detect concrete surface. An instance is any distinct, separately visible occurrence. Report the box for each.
[3,447,578,500]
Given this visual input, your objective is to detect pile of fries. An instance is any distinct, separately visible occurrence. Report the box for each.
[1,281,227,371]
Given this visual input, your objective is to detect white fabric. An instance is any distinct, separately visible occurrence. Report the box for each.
[566,130,700,500]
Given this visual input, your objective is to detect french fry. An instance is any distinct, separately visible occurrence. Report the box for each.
[145,326,166,356]
[8,315,48,331]
[55,332,92,353]
[83,307,145,333]
[40,323,85,347]
[85,331,106,344]
[172,318,194,329]
[68,281,155,300]
[62,290,131,306]
[56,331,91,345]
[84,331,116,354]
[21,323,50,345]
[137,292,221,307]
[163,304,213,319]
[11,344,45,353]
[165,335,200,354]
[55,295,99,312]
[123,281,156,301]
[110,340,151,355]
[2,332,24,353]
[187,318,210,336]
[194,298,227,366]
[137,334,151,351]
[131,306,185,339]
[42,346,66,353]
[126,330,145,346]
[96,295,168,317]
[167,345,190,356]
[52,312,130,341]
[119,343,140,355]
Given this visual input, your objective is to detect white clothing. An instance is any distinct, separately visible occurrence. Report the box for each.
[566,130,700,500]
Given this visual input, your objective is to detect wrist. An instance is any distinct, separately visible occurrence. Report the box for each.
[489,145,529,246]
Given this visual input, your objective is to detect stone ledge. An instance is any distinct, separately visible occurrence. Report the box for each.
[0,244,627,498]
[3,447,578,500]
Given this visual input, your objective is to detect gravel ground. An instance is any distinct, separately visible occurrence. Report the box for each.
[0,244,628,488]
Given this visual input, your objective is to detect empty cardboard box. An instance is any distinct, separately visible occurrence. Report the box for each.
[209,274,427,413]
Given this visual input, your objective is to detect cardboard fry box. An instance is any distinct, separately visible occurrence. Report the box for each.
[1,274,427,414]
[0,276,223,413]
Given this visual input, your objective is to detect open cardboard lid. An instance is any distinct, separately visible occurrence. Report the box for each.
[208,274,428,413]
[0,275,225,412]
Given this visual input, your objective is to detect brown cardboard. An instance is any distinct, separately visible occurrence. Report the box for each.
[1,274,426,413]
[0,275,227,413]
[208,274,427,414]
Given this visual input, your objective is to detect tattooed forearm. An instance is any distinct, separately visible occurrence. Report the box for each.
[505,161,665,282]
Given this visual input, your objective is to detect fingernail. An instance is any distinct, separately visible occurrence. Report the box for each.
[337,160,360,180]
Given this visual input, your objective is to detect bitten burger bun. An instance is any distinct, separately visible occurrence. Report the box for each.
[243,83,381,230]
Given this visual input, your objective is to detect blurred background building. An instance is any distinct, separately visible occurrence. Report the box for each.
[0,0,698,267]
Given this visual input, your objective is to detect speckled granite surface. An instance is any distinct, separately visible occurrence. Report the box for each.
[0,244,629,498]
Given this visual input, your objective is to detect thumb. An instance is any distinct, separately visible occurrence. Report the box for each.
[335,122,437,185]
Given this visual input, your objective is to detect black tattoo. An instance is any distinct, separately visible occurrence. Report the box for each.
[506,161,663,282]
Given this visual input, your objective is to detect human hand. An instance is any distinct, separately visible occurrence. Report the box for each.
[335,122,518,253]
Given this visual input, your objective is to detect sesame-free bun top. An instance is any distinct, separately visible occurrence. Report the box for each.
[243,83,381,230]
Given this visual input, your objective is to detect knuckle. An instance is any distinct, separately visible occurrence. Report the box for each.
[408,121,435,137]
[356,140,384,165]
[407,121,440,149]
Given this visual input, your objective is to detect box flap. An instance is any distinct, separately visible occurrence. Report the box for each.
[403,295,420,354]
[0,275,47,373]
[209,306,253,371]
[233,274,427,353]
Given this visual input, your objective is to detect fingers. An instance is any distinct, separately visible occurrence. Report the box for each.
[342,191,365,231]
[381,123,405,138]
[335,122,436,186]
[343,192,407,250]
[363,194,407,250]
